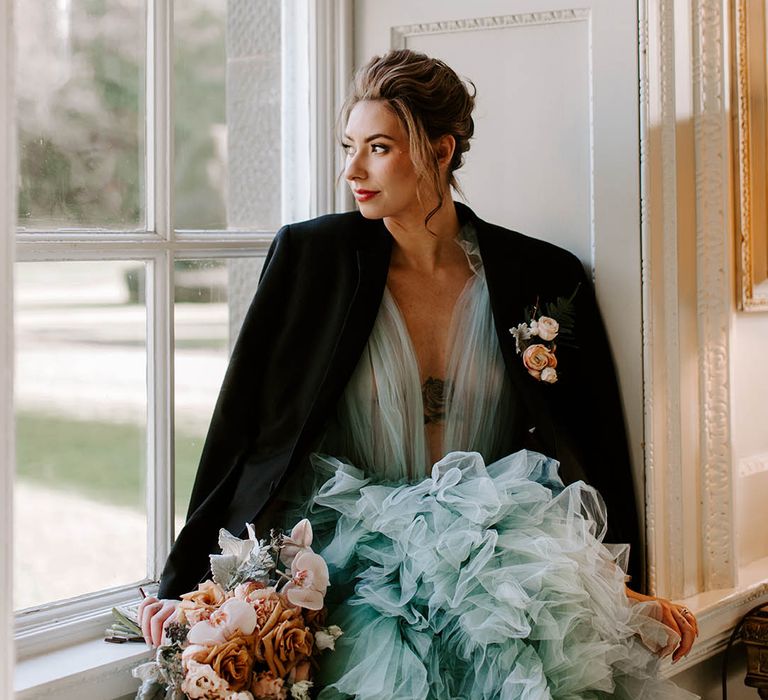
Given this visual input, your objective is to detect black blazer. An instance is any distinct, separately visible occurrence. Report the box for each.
[158,201,642,598]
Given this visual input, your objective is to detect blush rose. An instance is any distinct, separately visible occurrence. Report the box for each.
[535,315,559,341]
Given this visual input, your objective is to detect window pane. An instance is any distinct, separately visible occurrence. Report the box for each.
[174,258,264,534]
[16,1,146,230]
[174,0,282,231]
[14,261,147,610]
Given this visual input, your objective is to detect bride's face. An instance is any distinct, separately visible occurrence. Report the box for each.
[342,100,428,220]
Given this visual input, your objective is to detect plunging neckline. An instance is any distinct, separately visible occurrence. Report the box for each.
[382,250,480,471]
[382,272,478,382]
[317,217,517,482]
[382,220,481,380]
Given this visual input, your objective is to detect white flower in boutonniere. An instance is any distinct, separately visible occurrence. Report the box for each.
[510,322,532,353]
[508,285,580,384]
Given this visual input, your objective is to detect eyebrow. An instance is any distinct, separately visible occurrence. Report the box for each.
[342,133,396,143]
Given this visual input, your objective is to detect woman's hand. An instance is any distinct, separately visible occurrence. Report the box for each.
[625,586,698,662]
[138,596,180,647]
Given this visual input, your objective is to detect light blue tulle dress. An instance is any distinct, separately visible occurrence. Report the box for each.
[301,222,697,699]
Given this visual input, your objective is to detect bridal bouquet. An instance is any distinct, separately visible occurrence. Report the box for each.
[132,520,342,700]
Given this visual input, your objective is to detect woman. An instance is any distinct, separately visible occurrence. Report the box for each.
[141,49,698,697]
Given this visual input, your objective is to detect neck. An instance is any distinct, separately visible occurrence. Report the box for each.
[384,196,463,274]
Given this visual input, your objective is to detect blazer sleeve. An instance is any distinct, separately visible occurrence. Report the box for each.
[537,254,643,589]
[158,225,293,598]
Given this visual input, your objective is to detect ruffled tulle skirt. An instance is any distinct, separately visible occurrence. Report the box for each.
[302,449,697,700]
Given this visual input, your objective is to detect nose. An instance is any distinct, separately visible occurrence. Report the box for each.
[344,150,365,182]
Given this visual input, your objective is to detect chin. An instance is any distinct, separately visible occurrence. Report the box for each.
[355,202,385,219]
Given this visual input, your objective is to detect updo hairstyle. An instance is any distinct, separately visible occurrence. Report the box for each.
[338,49,476,229]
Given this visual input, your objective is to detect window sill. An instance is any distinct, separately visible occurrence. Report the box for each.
[15,635,150,700]
[662,555,768,677]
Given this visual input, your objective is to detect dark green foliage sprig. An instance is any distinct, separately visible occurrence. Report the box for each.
[525,284,581,349]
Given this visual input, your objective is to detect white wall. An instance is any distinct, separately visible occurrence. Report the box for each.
[732,313,768,567]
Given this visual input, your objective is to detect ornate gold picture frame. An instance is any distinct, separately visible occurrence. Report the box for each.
[732,0,768,310]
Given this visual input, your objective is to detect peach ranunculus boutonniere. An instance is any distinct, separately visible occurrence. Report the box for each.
[509,285,580,384]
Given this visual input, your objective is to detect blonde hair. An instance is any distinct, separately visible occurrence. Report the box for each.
[338,49,476,231]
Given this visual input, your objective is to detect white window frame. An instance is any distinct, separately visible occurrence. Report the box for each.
[11,0,345,669]
[2,0,17,696]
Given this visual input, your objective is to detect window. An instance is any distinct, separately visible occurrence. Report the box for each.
[13,0,310,652]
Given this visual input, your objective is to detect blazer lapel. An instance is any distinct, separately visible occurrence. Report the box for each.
[291,216,393,461]
[467,204,559,457]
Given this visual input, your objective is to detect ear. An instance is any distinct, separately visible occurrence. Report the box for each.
[434,134,456,170]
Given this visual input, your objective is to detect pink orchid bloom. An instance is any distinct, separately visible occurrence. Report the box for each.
[187,597,257,645]
[280,518,314,567]
[282,549,329,610]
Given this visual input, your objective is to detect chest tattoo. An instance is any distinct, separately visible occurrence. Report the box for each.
[422,376,452,425]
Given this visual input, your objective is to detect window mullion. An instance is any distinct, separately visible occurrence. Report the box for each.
[147,0,175,581]
[147,252,175,580]
[147,0,174,240]
[308,0,352,216]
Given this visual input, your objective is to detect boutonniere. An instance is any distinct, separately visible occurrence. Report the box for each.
[508,285,580,384]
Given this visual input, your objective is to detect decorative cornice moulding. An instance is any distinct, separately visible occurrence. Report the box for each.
[391,9,590,48]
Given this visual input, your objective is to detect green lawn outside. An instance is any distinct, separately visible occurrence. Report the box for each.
[16,411,203,517]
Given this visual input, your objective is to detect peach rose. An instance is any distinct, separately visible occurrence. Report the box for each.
[273,619,314,669]
[535,316,559,341]
[522,344,557,374]
[288,660,312,684]
[253,590,282,631]
[255,603,313,678]
[184,635,255,692]
[180,659,231,699]
[251,671,287,700]
[178,580,228,626]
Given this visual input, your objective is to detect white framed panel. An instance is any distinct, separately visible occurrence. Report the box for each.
[395,12,593,264]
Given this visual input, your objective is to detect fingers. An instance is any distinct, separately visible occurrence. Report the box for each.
[138,597,179,647]
[139,596,161,645]
[671,607,696,662]
[660,604,682,643]
[150,601,178,647]
[688,609,700,639]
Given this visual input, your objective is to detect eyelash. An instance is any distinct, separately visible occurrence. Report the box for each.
[342,143,388,155]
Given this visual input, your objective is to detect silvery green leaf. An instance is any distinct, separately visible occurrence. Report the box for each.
[209,552,240,588]
[235,545,274,583]
[218,528,252,559]
[165,687,186,700]
[134,679,167,700]
[132,661,164,684]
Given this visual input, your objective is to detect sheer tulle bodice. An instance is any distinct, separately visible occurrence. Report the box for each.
[319,221,518,480]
